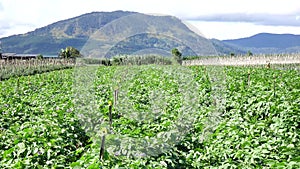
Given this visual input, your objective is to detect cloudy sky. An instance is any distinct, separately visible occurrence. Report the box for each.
[0,0,299,40]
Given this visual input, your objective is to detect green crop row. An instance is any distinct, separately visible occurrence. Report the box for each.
[0,65,299,168]
[0,69,90,168]
[0,59,75,81]
[188,66,300,168]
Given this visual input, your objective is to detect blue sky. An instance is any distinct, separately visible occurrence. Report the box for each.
[0,0,299,40]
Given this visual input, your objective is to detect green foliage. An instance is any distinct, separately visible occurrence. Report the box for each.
[247,50,253,56]
[37,54,43,59]
[187,66,300,168]
[111,55,172,65]
[59,46,82,58]
[80,58,111,66]
[0,59,75,81]
[171,48,182,64]
[0,70,90,168]
[0,63,299,168]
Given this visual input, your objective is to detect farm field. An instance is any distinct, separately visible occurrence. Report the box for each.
[182,54,300,66]
[0,63,299,168]
[0,59,75,80]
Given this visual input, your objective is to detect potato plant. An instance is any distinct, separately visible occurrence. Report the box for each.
[0,70,90,168]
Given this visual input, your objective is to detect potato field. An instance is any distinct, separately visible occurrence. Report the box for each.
[0,63,299,168]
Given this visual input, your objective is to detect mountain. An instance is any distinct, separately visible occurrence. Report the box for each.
[223,33,300,54]
[2,12,299,56]
[0,11,218,57]
[0,11,136,55]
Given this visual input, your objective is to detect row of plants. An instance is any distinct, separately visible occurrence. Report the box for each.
[187,66,300,168]
[72,65,299,168]
[0,64,299,168]
[0,69,90,168]
[70,65,210,168]
[183,53,300,60]
[0,59,75,81]
[182,54,300,67]
[110,55,174,65]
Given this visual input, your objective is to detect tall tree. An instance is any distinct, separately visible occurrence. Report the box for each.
[171,48,182,65]
[247,50,253,56]
[59,46,82,58]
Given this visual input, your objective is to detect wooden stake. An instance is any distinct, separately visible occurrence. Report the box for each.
[99,135,106,160]
[16,78,20,93]
[108,101,113,128]
[248,70,251,87]
[273,75,276,98]
[114,89,118,106]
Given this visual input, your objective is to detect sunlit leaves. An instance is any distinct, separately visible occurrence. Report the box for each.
[1,64,299,168]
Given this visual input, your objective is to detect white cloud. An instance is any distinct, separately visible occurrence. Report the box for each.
[189,21,300,40]
[188,13,300,26]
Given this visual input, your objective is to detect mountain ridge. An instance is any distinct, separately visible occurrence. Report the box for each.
[0,11,218,56]
[1,11,299,56]
[223,33,300,54]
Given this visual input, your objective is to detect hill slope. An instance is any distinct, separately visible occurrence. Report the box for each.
[0,11,136,55]
[210,39,247,55]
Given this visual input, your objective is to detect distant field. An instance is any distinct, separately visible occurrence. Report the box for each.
[183,54,300,66]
